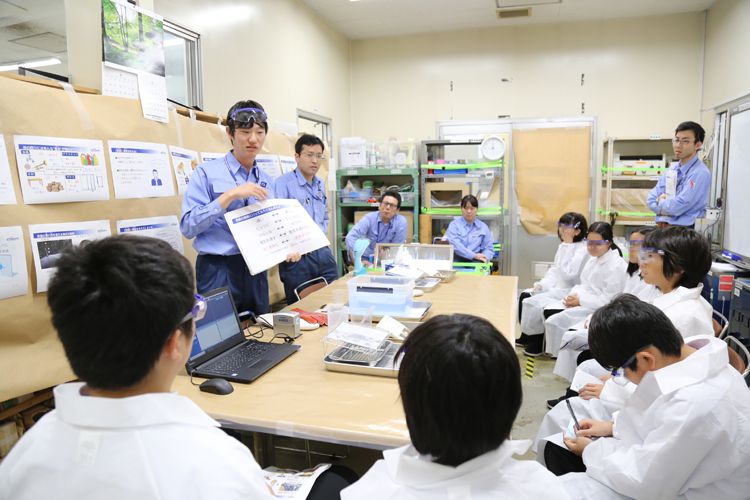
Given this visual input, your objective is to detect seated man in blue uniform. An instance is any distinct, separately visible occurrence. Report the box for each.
[345,190,408,263]
[180,100,299,317]
[647,121,711,228]
[444,194,495,263]
[275,134,339,303]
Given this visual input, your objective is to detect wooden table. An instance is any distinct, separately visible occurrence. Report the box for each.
[171,274,518,449]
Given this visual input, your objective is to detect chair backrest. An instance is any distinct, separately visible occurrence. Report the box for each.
[713,310,730,339]
[725,335,750,380]
[293,276,329,302]
[432,237,449,245]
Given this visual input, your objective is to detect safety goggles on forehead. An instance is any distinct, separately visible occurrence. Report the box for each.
[179,294,207,324]
[638,247,666,262]
[229,107,267,129]
[584,238,609,246]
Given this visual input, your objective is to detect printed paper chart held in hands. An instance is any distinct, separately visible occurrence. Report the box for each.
[225,199,330,275]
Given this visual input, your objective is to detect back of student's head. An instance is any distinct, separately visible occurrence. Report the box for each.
[396,314,521,466]
[588,221,622,256]
[47,235,195,390]
[589,294,683,371]
[558,212,588,242]
[644,226,711,288]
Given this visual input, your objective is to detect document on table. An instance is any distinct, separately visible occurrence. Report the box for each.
[116,215,183,254]
[0,136,17,205]
[0,226,28,300]
[168,145,199,194]
[200,151,225,163]
[225,198,330,275]
[13,135,110,204]
[109,140,174,199]
[263,464,331,499]
[29,220,111,292]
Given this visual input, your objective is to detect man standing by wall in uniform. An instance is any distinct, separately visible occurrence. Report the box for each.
[647,121,711,228]
[275,134,339,303]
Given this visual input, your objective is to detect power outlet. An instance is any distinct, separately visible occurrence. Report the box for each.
[705,208,721,221]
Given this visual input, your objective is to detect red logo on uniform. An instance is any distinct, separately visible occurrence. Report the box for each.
[690,180,695,188]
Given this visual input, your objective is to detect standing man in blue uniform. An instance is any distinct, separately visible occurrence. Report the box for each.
[275,134,339,303]
[345,190,408,262]
[180,100,299,317]
[647,121,711,228]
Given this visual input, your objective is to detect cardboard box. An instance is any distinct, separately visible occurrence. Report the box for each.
[424,182,469,208]
[354,210,414,242]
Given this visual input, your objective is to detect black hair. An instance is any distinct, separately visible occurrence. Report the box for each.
[588,221,622,256]
[558,212,588,242]
[395,314,522,466]
[589,294,683,371]
[675,121,705,144]
[643,227,711,288]
[294,133,325,155]
[47,235,195,390]
[626,226,656,276]
[380,189,402,209]
[460,194,479,209]
[226,99,268,134]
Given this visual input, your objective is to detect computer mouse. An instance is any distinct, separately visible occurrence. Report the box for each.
[199,378,234,395]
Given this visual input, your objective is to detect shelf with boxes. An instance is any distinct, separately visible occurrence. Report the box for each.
[598,137,673,233]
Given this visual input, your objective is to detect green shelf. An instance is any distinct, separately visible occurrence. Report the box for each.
[420,161,503,170]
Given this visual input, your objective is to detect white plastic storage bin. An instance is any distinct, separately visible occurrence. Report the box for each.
[348,275,415,313]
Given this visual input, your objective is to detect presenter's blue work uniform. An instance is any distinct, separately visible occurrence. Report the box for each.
[180,152,275,316]
[444,216,495,262]
[647,155,711,227]
[274,168,339,304]
[345,211,408,259]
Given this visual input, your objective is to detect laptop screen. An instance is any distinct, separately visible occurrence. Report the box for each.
[188,288,243,366]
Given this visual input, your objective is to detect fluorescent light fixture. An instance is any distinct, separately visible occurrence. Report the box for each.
[0,57,62,72]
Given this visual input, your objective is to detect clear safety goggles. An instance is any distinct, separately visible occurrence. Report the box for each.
[584,238,609,246]
[625,239,645,248]
[229,107,268,129]
[558,222,581,230]
[178,294,207,324]
[638,247,666,262]
[609,345,651,385]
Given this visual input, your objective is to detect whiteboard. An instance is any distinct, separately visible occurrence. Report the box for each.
[724,107,750,259]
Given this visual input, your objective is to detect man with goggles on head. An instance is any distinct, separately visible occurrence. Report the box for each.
[181,100,300,318]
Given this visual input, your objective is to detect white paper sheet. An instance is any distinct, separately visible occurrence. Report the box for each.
[225,198,330,275]
[256,154,282,179]
[168,145,199,194]
[109,140,174,199]
[116,215,183,254]
[0,226,28,300]
[13,135,110,204]
[137,71,169,123]
[0,136,17,205]
[279,155,297,175]
[101,63,139,99]
[29,220,111,292]
[263,464,331,499]
[570,370,603,393]
[200,151,225,163]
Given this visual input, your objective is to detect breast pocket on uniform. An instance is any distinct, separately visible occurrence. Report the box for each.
[210,180,235,197]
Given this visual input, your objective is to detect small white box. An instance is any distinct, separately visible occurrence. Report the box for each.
[340,137,368,169]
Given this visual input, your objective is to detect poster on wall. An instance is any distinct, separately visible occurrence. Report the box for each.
[168,145,199,194]
[101,0,168,122]
[108,140,174,199]
[116,215,184,254]
[0,226,28,300]
[279,155,297,175]
[0,136,17,205]
[29,220,112,293]
[256,154,282,179]
[13,135,110,204]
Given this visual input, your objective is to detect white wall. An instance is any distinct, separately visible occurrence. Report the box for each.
[350,12,706,145]
[154,0,351,142]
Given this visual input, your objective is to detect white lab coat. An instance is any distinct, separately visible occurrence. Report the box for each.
[563,335,750,500]
[0,383,272,500]
[544,249,627,356]
[652,284,714,338]
[520,242,590,335]
[342,439,571,500]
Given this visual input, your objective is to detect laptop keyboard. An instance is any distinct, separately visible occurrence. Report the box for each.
[202,341,275,373]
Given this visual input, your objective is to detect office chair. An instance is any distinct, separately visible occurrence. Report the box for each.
[714,310,730,339]
[293,276,329,302]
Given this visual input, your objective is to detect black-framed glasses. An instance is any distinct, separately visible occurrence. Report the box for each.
[380,201,398,209]
[178,294,207,325]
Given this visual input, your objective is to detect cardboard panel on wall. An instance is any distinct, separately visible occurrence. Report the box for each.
[513,126,592,235]
[0,75,295,402]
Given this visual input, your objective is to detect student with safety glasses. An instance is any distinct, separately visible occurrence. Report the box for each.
[181,100,300,317]
[342,314,571,499]
[345,189,407,262]
[547,294,750,500]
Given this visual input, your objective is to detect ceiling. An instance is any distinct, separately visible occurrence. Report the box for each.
[301,0,716,39]
[0,0,66,70]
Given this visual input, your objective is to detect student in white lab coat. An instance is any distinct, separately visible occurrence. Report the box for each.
[517,212,590,350]
[549,294,750,500]
[341,314,571,500]
[536,222,627,357]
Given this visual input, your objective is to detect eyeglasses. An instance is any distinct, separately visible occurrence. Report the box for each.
[638,247,666,262]
[672,138,694,146]
[610,345,651,385]
[584,239,609,246]
[229,107,267,129]
[626,239,645,248]
[178,294,207,325]
[380,201,398,209]
[301,152,326,161]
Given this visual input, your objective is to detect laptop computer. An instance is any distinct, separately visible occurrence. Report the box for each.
[185,287,299,383]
